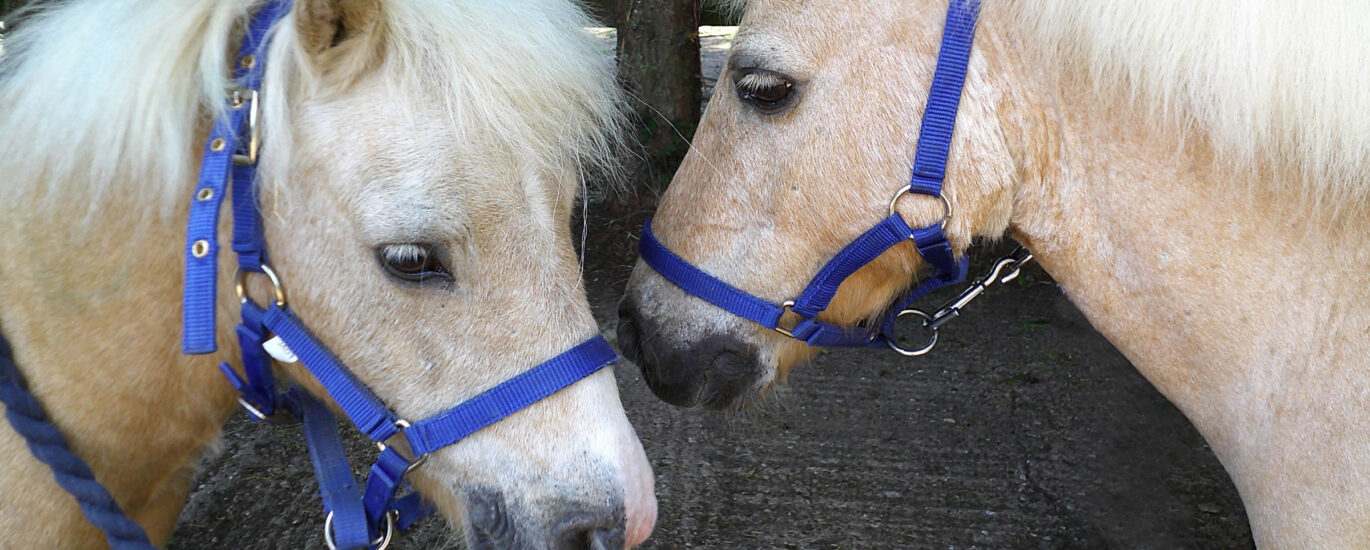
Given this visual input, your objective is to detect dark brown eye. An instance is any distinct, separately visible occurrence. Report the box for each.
[734,69,795,113]
[378,244,451,284]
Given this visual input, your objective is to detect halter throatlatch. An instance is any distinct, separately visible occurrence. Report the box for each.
[162,1,619,549]
[641,0,1018,356]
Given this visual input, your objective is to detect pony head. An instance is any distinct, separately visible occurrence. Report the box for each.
[617,0,1016,410]
[0,0,655,546]
[619,0,1370,415]
[260,2,657,546]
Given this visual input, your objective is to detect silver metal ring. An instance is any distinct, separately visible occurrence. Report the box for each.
[885,309,939,357]
[888,186,953,229]
[235,263,287,307]
[324,509,395,550]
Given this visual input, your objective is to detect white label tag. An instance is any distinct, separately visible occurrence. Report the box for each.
[262,336,299,363]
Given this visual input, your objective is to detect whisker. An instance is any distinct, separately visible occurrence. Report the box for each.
[623,89,726,183]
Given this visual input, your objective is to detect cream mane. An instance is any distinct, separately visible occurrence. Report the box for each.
[718,0,1370,216]
[0,0,623,217]
[1004,0,1370,216]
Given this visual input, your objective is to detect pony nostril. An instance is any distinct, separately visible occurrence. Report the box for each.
[552,510,624,550]
[618,290,765,409]
[583,528,623,550]
[693,334,762,409]
[560,528,623,550]
[636,344,705,408]
[615,297,644,365]
[634,329,762,409]
[467,490,518,548]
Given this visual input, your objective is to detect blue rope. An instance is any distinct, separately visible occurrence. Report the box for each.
[0,332,157,550]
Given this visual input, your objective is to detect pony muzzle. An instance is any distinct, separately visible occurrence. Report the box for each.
[617,295,768,410]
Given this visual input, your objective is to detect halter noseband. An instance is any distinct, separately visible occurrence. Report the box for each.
[639,0,1028,356]
[177,1,618,548]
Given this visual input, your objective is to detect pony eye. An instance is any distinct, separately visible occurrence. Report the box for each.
[734,69,795,113]
[378,244,451,284]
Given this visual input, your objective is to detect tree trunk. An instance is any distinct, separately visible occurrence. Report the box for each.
[614,0,702,212]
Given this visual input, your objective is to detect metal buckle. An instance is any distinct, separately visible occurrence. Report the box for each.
[772,301,800,338]
[888,185,952,229]
[230,88,260,166]
[376,419,430,476]
[324,509,395,550]
[235,263,287,308]
[236,397,295,424]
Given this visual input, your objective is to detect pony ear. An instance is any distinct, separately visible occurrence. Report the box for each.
[294,0,382,56]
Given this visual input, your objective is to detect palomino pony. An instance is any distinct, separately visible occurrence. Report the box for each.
[619,0,1370,546]
[0,0,655,548]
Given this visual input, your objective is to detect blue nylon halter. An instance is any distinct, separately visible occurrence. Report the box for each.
[179,1,620,548]
[1,2,615,549]
[639,0,980,351]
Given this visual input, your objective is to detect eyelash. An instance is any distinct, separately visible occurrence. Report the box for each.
[734,69,796,113]
[377,244,452,285]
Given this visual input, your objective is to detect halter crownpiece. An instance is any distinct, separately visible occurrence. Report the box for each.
[640,0,1032,356]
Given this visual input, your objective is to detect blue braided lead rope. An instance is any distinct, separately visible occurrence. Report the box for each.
[0,331,157,550]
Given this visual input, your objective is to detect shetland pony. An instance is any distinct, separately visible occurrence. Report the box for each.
[620,0,1370,546]
[0,0,655,547]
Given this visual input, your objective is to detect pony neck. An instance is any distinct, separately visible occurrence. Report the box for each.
[998,19,1370,547]
[0,0,255,539]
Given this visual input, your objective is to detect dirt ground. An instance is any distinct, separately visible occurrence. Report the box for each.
[167,28,1253,550]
